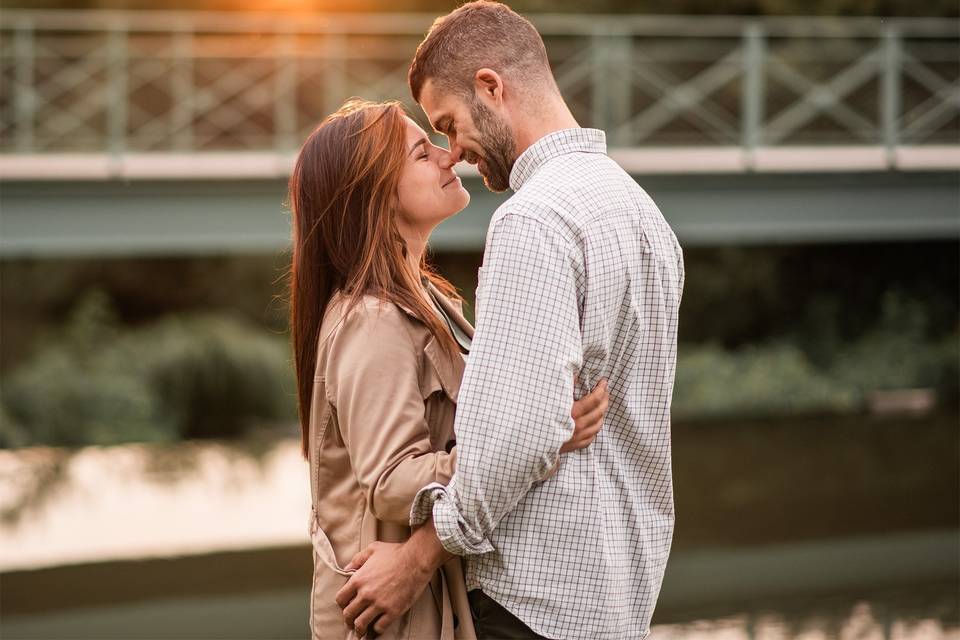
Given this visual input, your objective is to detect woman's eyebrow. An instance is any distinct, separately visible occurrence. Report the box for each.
[408,138,428,156]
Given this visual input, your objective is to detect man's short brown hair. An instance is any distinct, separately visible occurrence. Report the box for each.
[408,1,554,104]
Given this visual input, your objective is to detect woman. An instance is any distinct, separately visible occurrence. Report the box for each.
[287,99,608,640]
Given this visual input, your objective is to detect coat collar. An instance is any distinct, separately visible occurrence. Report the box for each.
[425,279,475,341]
[393,279,474,342]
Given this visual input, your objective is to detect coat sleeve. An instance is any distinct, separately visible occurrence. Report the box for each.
[325,300,457,524]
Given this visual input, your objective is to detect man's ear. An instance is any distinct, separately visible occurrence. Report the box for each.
[473,68,503,105]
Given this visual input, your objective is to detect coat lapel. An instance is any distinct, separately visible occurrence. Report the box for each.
[425,281,475,340]
[390,282,475,404]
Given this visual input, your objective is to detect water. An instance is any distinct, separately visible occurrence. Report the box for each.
[1,426,956,639]
[653,582,958,639]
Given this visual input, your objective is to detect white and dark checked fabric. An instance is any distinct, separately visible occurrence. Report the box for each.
[410,128,684,639]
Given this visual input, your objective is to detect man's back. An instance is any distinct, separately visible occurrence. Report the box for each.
[464,128,684,638]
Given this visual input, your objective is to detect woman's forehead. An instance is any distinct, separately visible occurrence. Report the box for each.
[403,116,426,141]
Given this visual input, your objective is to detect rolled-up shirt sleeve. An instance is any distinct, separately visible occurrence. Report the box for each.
[410,212,583,556]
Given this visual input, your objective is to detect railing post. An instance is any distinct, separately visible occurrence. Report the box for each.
[588,23,632,144]
[882,25,901,169]
[171,27,193,151]
[742,21,765,169]
[274,29,297,153]
[107,26,128,159]
[590,30,609,135]
[13,18,35,153]
[607,33,633,146]
[324,32,346,118]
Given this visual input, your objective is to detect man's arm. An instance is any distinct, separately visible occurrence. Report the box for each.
[337,212,584,637]
[410,211,583,555]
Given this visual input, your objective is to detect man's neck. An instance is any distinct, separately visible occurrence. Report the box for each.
[512,97,580,159]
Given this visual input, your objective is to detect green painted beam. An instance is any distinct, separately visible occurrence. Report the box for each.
[1,172,957,258]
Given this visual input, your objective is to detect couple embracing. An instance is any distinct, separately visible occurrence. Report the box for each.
[287,2,684,639]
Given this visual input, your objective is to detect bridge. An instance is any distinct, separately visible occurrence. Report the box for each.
[0,11,957,256]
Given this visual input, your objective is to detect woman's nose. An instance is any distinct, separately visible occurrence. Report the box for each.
[438,146,460,169]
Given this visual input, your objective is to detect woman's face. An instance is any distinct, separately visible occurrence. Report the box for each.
[396,117,470,237]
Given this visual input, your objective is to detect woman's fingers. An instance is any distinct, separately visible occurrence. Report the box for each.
[566,379,609,452]
[579,395,609,430]
[574,393,608,431]
[568,387,608,451]
[572,379,608,418]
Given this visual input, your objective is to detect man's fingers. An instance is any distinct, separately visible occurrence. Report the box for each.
[372,610,396,635]
[335,576,360,609]
[344,544,376,572]
[352,605,382,637]
[342,590,370,627]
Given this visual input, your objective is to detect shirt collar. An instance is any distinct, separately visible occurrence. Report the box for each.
[509,128,607,192]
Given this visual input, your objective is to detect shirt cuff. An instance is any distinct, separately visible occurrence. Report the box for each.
[409,482,495,557]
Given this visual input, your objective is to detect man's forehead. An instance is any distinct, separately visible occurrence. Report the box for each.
[419,80,459,127]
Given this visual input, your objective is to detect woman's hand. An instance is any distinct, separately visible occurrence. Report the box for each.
[562,379,609,453]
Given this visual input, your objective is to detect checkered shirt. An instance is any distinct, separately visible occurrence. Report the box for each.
[410,128,684,639]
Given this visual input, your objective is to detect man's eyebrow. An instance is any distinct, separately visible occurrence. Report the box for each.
[408,138,428,156]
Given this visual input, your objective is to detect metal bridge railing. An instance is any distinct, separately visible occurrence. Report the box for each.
[0,11,957,173]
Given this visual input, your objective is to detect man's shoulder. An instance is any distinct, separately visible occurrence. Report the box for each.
[492,157,631,231]
[488,193,576,248]
[520,152,638,206]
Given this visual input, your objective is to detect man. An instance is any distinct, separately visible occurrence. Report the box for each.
[336,2,684,638]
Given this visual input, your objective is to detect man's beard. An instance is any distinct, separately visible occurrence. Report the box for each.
[468,98,516,193]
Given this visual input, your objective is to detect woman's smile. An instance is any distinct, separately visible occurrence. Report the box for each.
[442,174,461,188]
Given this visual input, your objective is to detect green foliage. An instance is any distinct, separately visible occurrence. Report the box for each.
[674,342,859,419]
[2,291,295,448]
[2,281,956,448]
[672,292,959,419]
[138,314,296,439]
[2,291,171,447]
[829,292,960,399]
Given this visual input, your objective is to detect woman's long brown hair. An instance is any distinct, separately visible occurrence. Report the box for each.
[288,98,461,458]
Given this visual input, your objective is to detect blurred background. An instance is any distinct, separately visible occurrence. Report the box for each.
[0,1,957,638]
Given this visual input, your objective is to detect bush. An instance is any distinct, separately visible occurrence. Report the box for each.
[829,292,960,399]
[673,293,959,419]
[673,342,859,419]
[2,286,955,447]
[137,314,295,439]
[1,291,295,448]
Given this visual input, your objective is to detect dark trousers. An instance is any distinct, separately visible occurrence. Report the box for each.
[467,590,549,640]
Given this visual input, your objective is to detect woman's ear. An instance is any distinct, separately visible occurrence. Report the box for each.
[474,68,503,104]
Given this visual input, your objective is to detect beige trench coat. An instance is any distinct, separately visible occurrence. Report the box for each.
[307,282,478,640]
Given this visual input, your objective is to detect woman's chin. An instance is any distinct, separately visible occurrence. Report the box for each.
[450,189,470,212]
